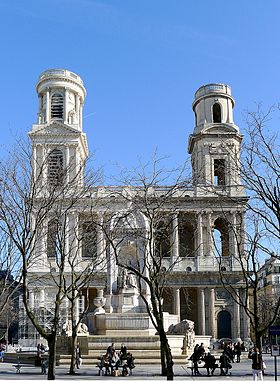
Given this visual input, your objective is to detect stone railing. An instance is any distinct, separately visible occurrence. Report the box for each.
[163,256,241,272]
[38,69,84,85]
[195,83,231,99]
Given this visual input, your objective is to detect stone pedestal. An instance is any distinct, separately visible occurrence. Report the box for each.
[116,287,143,313]
[92,312,179,336]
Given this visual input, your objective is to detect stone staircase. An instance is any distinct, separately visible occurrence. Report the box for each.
[57,335,188,365]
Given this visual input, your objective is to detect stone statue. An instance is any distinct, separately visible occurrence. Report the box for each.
[167,319,194,334]
[125,272,137,289]
[77,322,89,335]
[68,108,77,124]
[62,320,72,336]
[117,269,137,290]
[167,319,195,355]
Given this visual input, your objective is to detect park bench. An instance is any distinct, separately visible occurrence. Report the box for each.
[13,356,48,374]
[97,354,135,376]
[188,363,219,376]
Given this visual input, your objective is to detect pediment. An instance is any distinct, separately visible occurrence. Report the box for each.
[30,121,80,136]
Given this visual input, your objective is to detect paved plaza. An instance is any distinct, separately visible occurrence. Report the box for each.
[0,354,279,380]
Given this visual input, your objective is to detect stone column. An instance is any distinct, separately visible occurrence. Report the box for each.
[172,213,179,261]
[39,289,45,308]
[68,212,79,263]
[65,145,70,184]
[198,288,206,335]
[173,288,181,317]
[234,288,241,340]
[75,94,80,128]
[46,90,50,123]
[74,145,79,180]
[75,292,80,325]
[209,288,215,338]
[197,213,203,256]
[65,214,70,259]
[80,102,83,131]
[33,145,37,181]
[240,212,246,255]
[38,95,42,123]
[105,245,115,313]
[231,212,238,257]
[207,212,213,256]
[97,213,106,263]
[29,291,34,309]
[64,296,69,312]
[64,88,68,124]
[242,289,250,340]
[42,145,47,184]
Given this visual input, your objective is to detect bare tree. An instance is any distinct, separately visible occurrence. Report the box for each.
[63,214,107,375]
[213,211,280,349]
[101,158,191,381]
[0,141,101,379]
[0,230,21,343]
[206,106,280,348]
[242,105,280,244]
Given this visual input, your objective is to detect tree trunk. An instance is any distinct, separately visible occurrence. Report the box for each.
[69,331,78,375]
[158,327,174,380]
[255,329,262,351]
[160,340,167,376]
[47,333,57,380]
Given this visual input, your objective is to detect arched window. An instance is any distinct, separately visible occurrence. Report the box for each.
[179,222,195,257]
[214,159,226,186]
[155,220,171,258]
[51,93,64,120]
[48,149,64,186]
[47,219,59,258]
[81,221,97,258]
[213,218,229,256]
[213,103,222,123]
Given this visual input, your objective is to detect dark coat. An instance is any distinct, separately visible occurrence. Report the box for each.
[249,351,263,370]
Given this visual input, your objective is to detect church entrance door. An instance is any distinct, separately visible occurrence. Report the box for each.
[217,310,231,338]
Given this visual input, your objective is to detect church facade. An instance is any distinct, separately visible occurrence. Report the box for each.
[19,69,250,346]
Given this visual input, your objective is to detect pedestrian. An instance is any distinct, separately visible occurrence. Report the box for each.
[41,358,48,374]
[197,342,205,359]
[0,347,4,362]
[219,350,232,375]
[120,343,127,360]
[190,344,201,375]
[75,342,82,369]
[234,342,242,363]
[106,342,115,358]
[224,343,235,362]
[248,345,264,381]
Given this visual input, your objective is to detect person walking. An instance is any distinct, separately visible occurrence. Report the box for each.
[0,346,4,362]
[248,346,264,381]
[219,350,232,375]
[234,342,242,363]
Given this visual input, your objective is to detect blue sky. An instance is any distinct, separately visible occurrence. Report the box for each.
[1,0,279,179]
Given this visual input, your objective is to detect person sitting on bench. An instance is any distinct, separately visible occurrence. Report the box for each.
[204,351,217,376]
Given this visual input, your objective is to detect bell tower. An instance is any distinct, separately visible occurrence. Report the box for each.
[29,69,88,187]
[188,83,244,197]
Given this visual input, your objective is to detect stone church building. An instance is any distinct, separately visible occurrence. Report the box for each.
[19,69,250,347]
